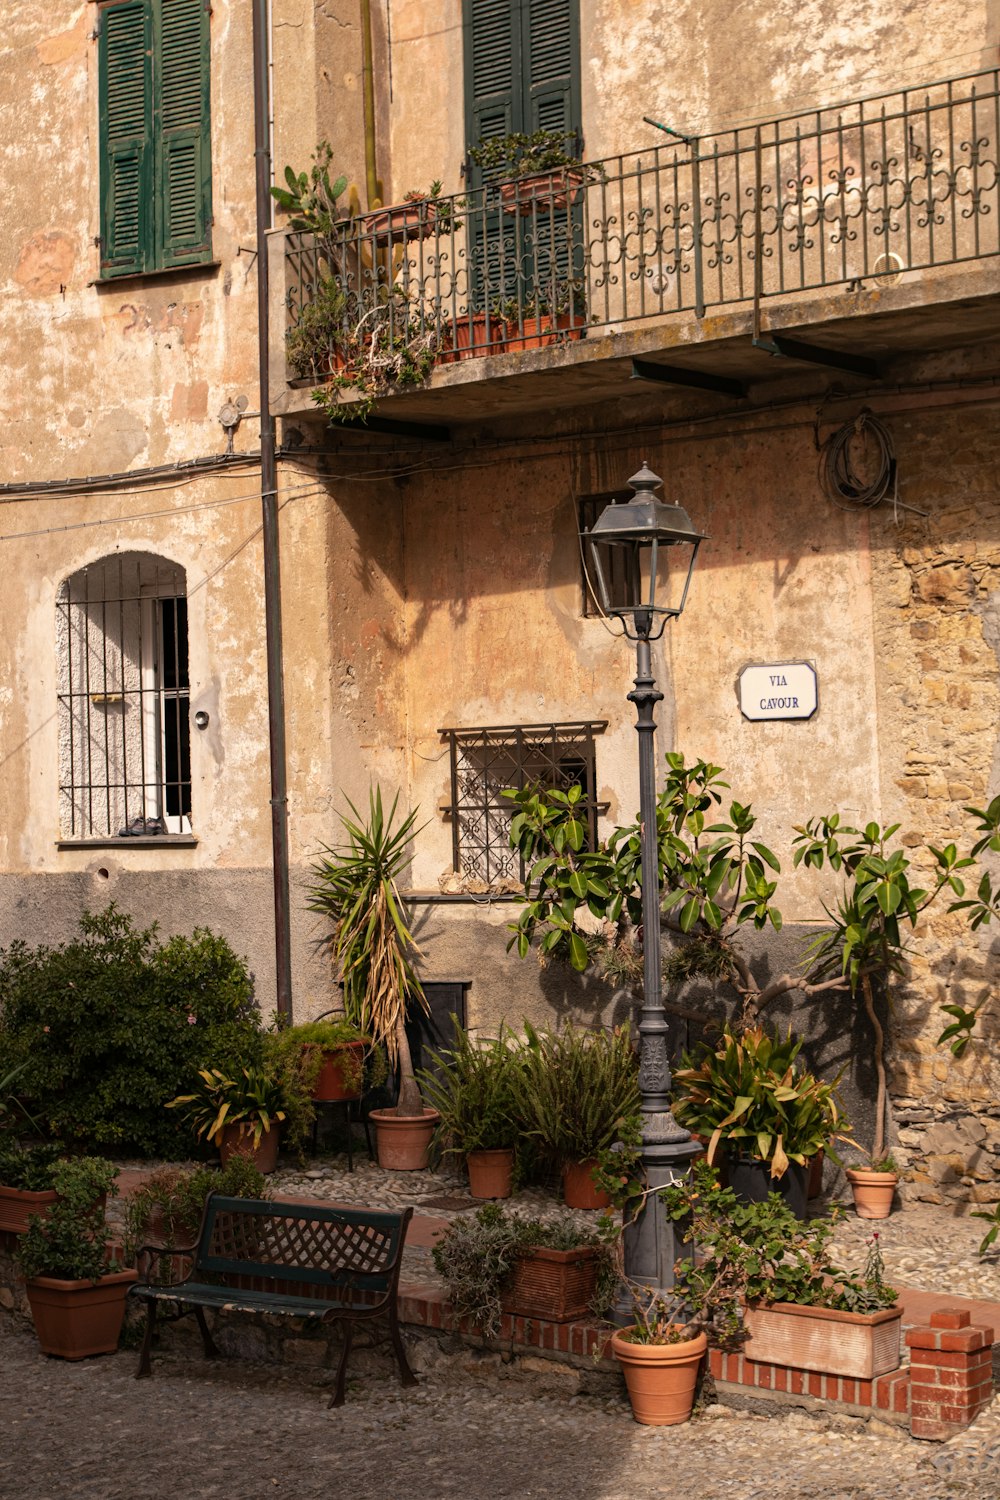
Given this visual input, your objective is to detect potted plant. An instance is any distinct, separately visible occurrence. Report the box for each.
[286,276,351,381]
[288,1017,370,1103]
[469,130,598,216]
[661,1162,902,1378]
[357,181,455,244]
[844,1153,900,1219]
[121,1156,266,1263]
[270,141,349,273]
[671,1024,847,1219]
[418,1021,519,1198]
[510,1023,640,1209]
[307,788,438,1170]
[432,1202,611,1338]
[610,1283,709,1427]
[16,1157,135,1359]
[0,1141,63,1235]
[311,286,443,426]
[166,1062,287,1173]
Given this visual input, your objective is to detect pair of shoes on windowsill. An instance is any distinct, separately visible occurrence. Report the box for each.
[116,816,168,837]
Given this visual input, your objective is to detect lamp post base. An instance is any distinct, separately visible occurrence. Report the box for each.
[613,1129,703,1327]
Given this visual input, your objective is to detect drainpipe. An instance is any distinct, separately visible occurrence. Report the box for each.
[252,0,294,1018]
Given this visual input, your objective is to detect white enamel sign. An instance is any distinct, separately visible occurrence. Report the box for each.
[738,662,818,722]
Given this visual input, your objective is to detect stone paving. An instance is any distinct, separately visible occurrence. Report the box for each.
[2,1318,999,1500]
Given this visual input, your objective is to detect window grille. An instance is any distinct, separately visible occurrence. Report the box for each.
[57,552,192,839]
[439,721,606,885]
[578,493,633,618]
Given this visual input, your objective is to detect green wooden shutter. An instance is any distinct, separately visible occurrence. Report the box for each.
[155,0,212,267]
[99,0,153,278]
[524,0,579,145]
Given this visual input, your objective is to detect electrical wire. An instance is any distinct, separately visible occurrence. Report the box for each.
[819,411,897,510]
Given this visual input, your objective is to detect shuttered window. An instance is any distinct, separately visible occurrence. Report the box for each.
[463,0,581,309]
[98,0,212,279]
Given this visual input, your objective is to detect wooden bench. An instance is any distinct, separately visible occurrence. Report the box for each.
[129,1194,416,1406]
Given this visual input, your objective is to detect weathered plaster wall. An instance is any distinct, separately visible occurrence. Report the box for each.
[0,2,259,483]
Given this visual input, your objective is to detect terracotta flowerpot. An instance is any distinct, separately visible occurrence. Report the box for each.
[358,200,438,244]
[845,1168,898,1219]
[562,1158,612,1211]
[504,315,556,353]
[453,313,506,359]
[611,1326,707,1426]
[500,169,585,216]
[0,1184,59,1236]
[310,1040,366,1102]
[807,1148,825,1199]
[370,1107,440,1170]
[467,1148,514,1200]
[502,1244,600,1322]
[553,308,585,341]
[25,1268,138,1359]
[219,1122,280,1174]
[742,1300,902,1379]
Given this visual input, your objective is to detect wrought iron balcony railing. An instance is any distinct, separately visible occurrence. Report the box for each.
[283,69,999,379]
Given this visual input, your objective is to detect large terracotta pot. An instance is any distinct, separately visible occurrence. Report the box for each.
[358,200,438,243]
[499,169,585,215]
[467,1148,514,1200]
[611,1326,707,1426]
[562,1158,612,1211]
[505,315,556,353]
[369,1107,440,1170]
[742,1300,902,1379]
[0,1184,59,1236]
[25,1268,138,1359]
[845,1168,898,1219]
[453,312,506,360]
[310,1041,366,1102]
[219,1122,280,1174]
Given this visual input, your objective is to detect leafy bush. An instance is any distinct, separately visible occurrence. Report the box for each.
[0,1140,63,1191]
[0,906,263,1157]
[418,1021,520,1158]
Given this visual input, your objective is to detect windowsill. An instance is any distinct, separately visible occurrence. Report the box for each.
[56,836,199,850]
[405,890,522,904]
[89,260,221,290]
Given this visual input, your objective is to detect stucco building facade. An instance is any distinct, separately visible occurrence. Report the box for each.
[2,0,999,1200]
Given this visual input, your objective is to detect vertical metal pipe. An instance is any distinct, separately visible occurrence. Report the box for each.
[253,0,293,1018]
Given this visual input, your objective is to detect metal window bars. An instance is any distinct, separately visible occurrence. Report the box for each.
[439,721,607,886]
[286,70,1000,364]
[56,552,192,840]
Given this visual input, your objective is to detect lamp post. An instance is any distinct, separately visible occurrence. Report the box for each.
[583,462,706,1302]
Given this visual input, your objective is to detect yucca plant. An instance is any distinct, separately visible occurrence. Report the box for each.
[509,1022,640,1169]
[671,1024,847,1180]
[307,788,429,1116]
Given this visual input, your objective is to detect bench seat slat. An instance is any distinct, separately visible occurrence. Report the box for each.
[131,1281,386,1317]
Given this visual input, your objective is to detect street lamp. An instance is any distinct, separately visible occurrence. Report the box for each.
[583,462,706,1305]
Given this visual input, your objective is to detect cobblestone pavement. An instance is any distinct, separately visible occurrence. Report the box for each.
[2,1321,1000,1500]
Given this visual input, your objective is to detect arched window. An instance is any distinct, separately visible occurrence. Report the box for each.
[57,552,191,840]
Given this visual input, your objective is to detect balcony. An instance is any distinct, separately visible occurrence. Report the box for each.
[268,70,1000,430]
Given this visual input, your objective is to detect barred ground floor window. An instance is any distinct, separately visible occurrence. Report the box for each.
[57,551,191,840]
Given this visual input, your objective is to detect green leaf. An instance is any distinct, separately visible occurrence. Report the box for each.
[568,932,589,972]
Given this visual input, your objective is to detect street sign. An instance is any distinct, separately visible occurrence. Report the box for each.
[737,662,818,721]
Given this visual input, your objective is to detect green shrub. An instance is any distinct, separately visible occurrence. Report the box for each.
[0,905,263,1157]
[122,1156,266,1262]
[0,1140,64,1191]
[15,1157,121,1283]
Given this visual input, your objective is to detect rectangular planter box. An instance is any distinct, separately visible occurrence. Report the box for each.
[502,1245,600,1323]
[0,1184,58,1236]
[743,1300,902,1380]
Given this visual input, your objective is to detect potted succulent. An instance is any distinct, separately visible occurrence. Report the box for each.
[671,1025,847,1219]
[307,788,438,1170]
[432,1202,611,1337]
[418,1021,519,1198]
[469,130,599,216]
[16,1156,134,1359]
[0,1141,63,1235]
[286,276,351,381]
[357,181,455,244]
[166,1062,287,1173]
[510,1023,640,1209]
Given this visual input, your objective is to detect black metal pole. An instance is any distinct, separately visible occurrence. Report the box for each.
[252,0,293,1019]
[620,633,699,1302]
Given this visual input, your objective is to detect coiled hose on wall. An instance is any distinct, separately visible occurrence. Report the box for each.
[819,410,897,511]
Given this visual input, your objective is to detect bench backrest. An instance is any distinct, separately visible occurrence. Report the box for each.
[193,1195,412,1297]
